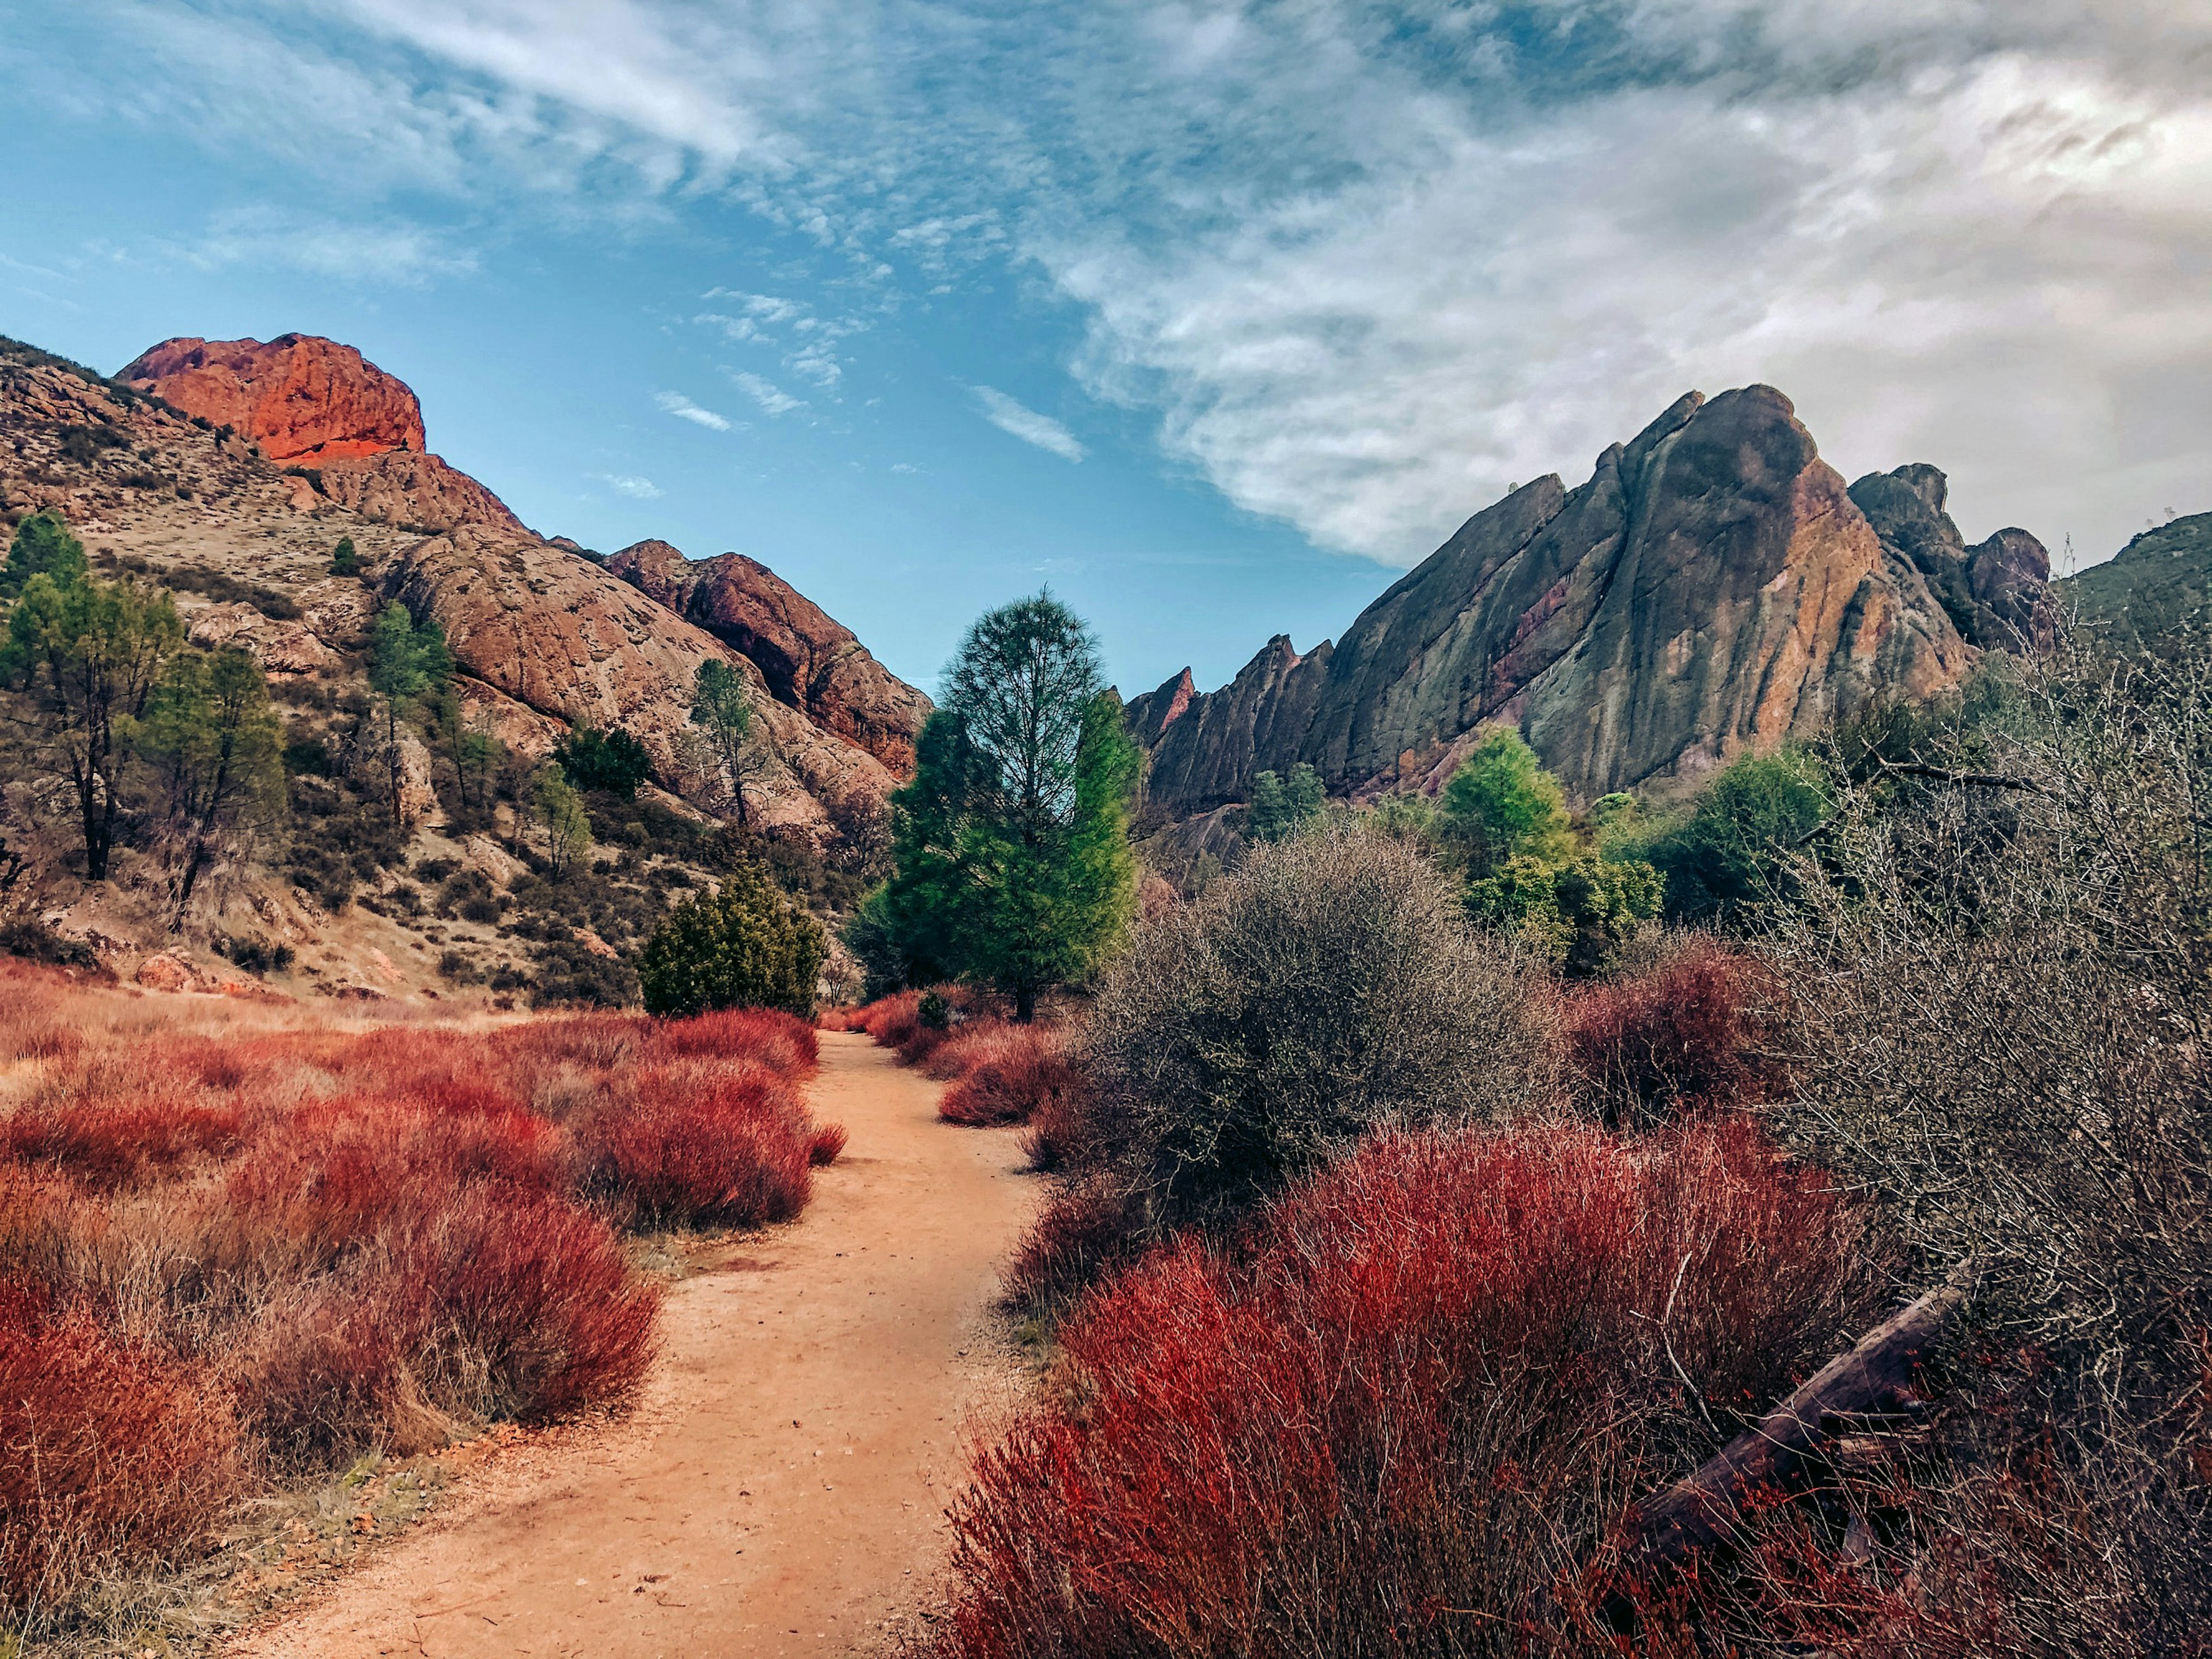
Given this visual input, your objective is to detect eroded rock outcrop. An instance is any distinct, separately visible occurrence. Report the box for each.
[122,334,524,535]
[387,527,898,830]
[121,335,426,461]
[607,539,931,771]
[1131,386,1990,810]
[1848,464,2049,647]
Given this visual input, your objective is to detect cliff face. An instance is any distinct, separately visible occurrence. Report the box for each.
[121,335,525,535]
[606,540,931,771]
[1131,386,1991,811]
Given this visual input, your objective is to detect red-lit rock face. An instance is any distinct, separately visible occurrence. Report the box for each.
[122,334,428,463]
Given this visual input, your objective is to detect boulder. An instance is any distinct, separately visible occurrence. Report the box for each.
[1849,464,2050,647]
[120,334,426,461]
[122,334,524,533]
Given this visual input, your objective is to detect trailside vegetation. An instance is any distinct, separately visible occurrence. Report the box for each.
[639,853,828,1018]
[870,594,1139,1018]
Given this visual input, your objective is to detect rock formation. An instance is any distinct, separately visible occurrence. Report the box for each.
[607,539,931,771]
[1130,386,1991,811]
[121,335,524,535]
[1848,464,2050,647]
[120,335,426,460]
[385,526,900,831]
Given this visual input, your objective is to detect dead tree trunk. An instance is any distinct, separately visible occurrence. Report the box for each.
[1598,1266,1977,1623]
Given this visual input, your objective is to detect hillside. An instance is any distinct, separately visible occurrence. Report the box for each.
[2058,511,2212,655]
[0,331,926,995]
[1129,385,2041,813]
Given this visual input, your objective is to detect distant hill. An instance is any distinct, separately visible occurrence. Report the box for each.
[2058,513,2212,656]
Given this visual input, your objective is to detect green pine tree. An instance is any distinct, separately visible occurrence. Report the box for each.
[873,594,1139,1019]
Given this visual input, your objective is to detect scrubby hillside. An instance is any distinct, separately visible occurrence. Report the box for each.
[0,332,908,997]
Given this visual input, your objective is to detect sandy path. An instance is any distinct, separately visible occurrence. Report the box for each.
[232,1032,1035,1659]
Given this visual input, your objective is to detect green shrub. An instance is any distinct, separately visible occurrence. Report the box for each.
[1465,852,1661,976]
[639,856,826,1018]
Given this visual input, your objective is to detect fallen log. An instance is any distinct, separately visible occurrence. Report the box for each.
[1599,1265,1978,1619]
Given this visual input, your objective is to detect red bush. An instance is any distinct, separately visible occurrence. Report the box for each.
[657,1006,820,1076]
[940,1119,1876,1659]
[0,1096,243,1191]
[1565,938,1788,1126]
[577,1062,815,1227]
[0,1281,244,1609]
[938,1027,1083,1129]
[244,1192,660,1465]
[809,1122,849,1166]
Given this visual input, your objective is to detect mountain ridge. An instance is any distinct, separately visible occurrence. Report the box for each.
[1128,385,2033,813]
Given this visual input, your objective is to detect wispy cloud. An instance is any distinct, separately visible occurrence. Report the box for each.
[655,389,730,431]
[596,472,662,498]
[971,386,1086,463]
[43,0,2212,563]
[729,371,802,416]
[172,204,476,286]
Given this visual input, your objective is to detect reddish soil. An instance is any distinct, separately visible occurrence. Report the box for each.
[228,1032,1037,1659]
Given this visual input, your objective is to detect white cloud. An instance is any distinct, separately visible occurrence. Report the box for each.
[597,472,661,498]
[46,0,2212,566]
[654,389,730,430]
[729,371,802,415]
[971,385,1086,462]
[172,204,477,286]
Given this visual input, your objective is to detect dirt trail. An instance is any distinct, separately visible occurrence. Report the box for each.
[232,1032,1036,1659]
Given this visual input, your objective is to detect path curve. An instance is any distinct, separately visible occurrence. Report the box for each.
[232,1032,1035,1659]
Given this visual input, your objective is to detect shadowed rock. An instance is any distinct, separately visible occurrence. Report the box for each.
[607,539,930,772]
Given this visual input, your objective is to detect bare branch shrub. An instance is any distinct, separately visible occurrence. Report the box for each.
[1759,628,2212,1653]
[1011,824,1557,1307]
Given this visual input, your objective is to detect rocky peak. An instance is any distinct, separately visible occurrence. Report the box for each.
[1137,385,1997,813]
[606,540,931,774]
[120,334,426,461]
[120,334,522,535]
[1850,464,2050,646]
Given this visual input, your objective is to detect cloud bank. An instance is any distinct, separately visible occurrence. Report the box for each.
[54,0,2212,565]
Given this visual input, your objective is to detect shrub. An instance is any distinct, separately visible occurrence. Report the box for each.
[638,855,827,1018]
[657,1006,820,1076]
[1564,937,1786,1127]
[577,1062,815,1228]
[1759,633,2212,1649]
[937,1025,1082,1130]
[808,1122,848,1165]
[1,1283,244,1611]
[0,1096,243,1191]
[1075,823,1555,1237]
[940,1119,1878,1659]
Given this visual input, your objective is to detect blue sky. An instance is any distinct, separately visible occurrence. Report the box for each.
[5,3,2209,698]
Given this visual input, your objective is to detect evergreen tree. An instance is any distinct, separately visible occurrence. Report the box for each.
[876,594,1139,1019]
[531,764,590,880]
[328,536,360,578]
[1248,761,1324,842]
[641,855,827,1017]
[0,511,89,600]
[553,724,652,797]
[139,645,285,910]
[690,658,769,823]
[366,602,453,829]
[1,572,181,879]
[1440,727,1574,874]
